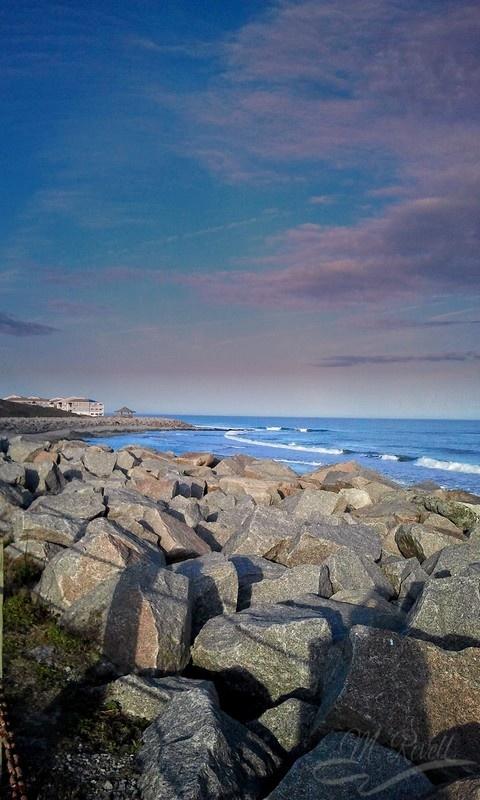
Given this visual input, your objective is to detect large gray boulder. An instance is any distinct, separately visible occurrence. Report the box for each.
[265,731,432,800]
[280,489,346,520]
[313,625,480,767]
[138,688,280,800]
[14,511,86,546]
[0,459,26,486]
[103,674,218,721]
[82,445,117,478]
[192,595,405,708]
[169,553,238,638]
[7,435,50,463]
[28,485,105,521]
[222,506,297,558]
[430,541,480,578]
[407,576,480,649]
[167,495,203,529]
[324,546,394,599]
[248,698,316,757]
[249,564,332,606]
[267,520,382,567]
[421,495,480,532]
[229,555,287,610]
[61,562,191,674]
[395,523,463,562]
[36,518,164,612]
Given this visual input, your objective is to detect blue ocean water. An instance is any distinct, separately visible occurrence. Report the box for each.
[90,416,480,494]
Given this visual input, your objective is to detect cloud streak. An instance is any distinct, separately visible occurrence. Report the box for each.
[0,312,58,337]
[316,352,480,368]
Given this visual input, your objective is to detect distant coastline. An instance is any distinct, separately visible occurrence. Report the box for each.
[0,415,195,441]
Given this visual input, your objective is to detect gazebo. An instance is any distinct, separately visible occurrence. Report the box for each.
[115,406,136,417]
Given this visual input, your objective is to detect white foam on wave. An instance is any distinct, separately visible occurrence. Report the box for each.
[266,426,282,431]
[279,458,324,466]
[297,427,309,432]
[224,430,343,455]
[381,454,399,461]
[416,456,480,475]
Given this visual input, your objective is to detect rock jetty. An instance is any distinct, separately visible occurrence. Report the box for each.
[1,437,480,798]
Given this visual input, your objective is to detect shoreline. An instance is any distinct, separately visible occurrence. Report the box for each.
[0,415,195,442]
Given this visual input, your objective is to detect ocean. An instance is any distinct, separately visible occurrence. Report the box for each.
[89,416,480,495]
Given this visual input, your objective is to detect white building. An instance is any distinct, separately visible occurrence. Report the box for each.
[49,397,104,416]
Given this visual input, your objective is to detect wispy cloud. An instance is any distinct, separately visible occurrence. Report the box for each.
[316,352,480,368]
[0,312,58,337]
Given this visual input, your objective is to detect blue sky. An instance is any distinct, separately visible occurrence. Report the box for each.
[1,0,479,417]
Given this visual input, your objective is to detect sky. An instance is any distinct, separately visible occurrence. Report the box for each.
[1,0,479,418]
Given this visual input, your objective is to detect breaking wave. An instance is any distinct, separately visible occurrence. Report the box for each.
[416,457,480,475]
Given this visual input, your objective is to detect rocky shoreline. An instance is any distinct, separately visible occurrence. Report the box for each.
[1,435,480,799]
[0,415,194,441]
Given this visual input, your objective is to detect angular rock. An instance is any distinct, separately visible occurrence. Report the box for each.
[169,553,238,638]
[328,589,397,613]
[82,446,117,478]
[150,510,211,561]
[132,473,179,502]
[219,476,284,505]
[61,562,191,674]
[196,521,235,551]
[395,523,463,562]
[0,460,26,486]
[380,554,420,595]
[115,448,138,472]
[193,595,405,709]
[280,489,346,520]
[407,575,480,649]
[7,435,50,463]
[265,731,433,800]
[421,512,464,537]
[313,625,480,767]
[177,474,206,499]
[429,778,480,798]
[28,485,105,521]
[14,511,85,546]
[222,506,295,558]
[430,541,480,578]
[103,674,218,721]
[267,520,382,567]
[249,564,332,606]
[229,555,287,610]
[243,459,299,481]
[199,490,237,520]
[339,487,372,510]
[4,538,55,567]
[167,495,203,529]
[249,698,316,756]
[138,688,279,800]
[421,495,480,532]
[24,461,64,494]
[324,546,394,599]
[36,518,165,612]
[396,562,428,612]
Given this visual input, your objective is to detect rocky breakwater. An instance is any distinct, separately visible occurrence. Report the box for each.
[1,438,480,799]
[0,414,194,438]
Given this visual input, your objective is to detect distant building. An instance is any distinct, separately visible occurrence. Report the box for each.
[115,406,135,417]
[50,397,104,417]
[4,394,104,416]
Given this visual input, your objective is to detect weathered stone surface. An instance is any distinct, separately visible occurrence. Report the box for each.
[430,541,480,578]
[380,554,420,594]
[243,459,299,481]
[324,546,394,599]
[249,698,316,756]
[313,625,480,767]
[421,512,464,536]
[249,564,332,606]
[177,451,219,468]
[167,495,203,528]
[429,778,480,798]
[214,454,257,477]
[132,473,179,502]
[199,490,237,520]
[4,538,55,567]
[193,595,405,708]
[395,523,463,562]
[355,496,421,529]
[150,510,211,561]
[138,688,279,800]
[36,518,165,612]
[421,495,480,532]
[8,435,50,463]
[339,487,372,510]
[115,448,138,472]
[0,460,25,486]
[328,590,398,614]
[196,521,235,551]
[265,731,432,800]
[24,461,65,494]
[192,602,333,706]
[219,476,284,505]
[280,489,346,520]
[396,562,429,612]
[103,674,218,721]
[229,555,287,610]
[267,520,382,567]
[222,506,295,558]
[61,562,191,674]
[169,553,238,638]
[28,485,105,521]
[14,511,85,546]
[407,575,480,649]
[82,446,117,478]
[177,474,206,499]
